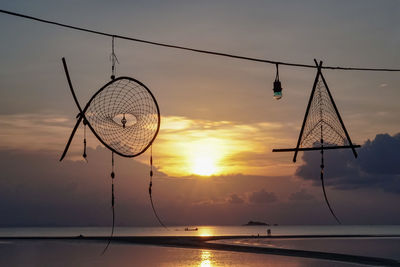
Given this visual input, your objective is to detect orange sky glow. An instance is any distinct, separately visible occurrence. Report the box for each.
[0,113,297,177]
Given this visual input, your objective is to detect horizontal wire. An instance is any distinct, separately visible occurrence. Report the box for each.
[1,9,400,72]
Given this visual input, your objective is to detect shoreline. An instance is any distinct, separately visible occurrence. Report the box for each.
[1,235,399,266]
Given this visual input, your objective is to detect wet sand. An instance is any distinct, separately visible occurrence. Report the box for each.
[1,235,399,266]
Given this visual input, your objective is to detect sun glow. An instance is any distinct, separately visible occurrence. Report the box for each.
[188,140,222,176]
[149,116,294,177]
[192,155,217,176]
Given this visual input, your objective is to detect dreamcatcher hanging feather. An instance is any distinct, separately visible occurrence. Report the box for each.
[273,60,360,224]
[59,39,166,253]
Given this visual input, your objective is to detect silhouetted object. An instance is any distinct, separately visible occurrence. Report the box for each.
[273,60,361,224]
[184,227,198,231]
[243,220,269,226]
[273,64,283,100]
[59,57,162,254]
[267,229,272,236]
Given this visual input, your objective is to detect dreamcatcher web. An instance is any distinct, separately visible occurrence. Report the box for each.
[86,77,159,157]
[299,79,349,149]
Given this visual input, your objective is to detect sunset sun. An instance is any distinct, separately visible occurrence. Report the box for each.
[188,139,222,176]
[192,155,218,176]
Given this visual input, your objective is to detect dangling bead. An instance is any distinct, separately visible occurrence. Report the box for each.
[121,113,127,128]
[149,145,153,193]
[83,120,88,161]
[150,146,153,177]
[111,152,115,179]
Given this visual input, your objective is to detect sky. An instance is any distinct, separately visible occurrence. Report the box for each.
[0,0,399,226]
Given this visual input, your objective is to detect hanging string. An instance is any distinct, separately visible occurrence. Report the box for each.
[102,152,115,255]
[148,145,169,229]
[1,9,400,72]
[275,64,280,82]
[110,36,119,80]
[320,124,341,224]
[82,119,88,162]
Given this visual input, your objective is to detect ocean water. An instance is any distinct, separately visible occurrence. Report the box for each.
[0,241,354,267]
[0,225,399,237]
[0,226,399,266]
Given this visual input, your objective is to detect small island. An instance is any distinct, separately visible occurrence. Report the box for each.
[242,220,270,226]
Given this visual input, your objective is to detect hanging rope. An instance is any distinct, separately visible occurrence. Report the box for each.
[275,64,280,81]
[320,146,341,224]
[102,152,115,255]
[148,145,169,229]
[110,36,119,80]
[319,89,341,224]
[1,9,399,72]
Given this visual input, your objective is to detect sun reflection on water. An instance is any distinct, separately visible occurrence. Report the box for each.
[199,250,213,267]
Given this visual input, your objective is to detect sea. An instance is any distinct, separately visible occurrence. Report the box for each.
[1,224,400,237]
[0,225,399,266]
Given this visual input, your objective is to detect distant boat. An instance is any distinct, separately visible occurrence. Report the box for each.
[184,227,198,231]
[242,220,269,226]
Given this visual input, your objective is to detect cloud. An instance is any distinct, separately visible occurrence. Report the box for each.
[0,113,294,177]
[0,113,73,151]
[0,146,308,226]
[248,189,277,204]
[289,189,315,201]
[1,138,400,226]
[296,133,400,194]
[227,193,244,204]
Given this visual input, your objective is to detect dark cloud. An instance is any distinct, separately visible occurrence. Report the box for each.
[289,189,315,201]
[0,147,290,226]
[1,142,400,226]
[0,147,303,226]
[227,193,244,204]
[248,189,277,204]
[296,133,400,194]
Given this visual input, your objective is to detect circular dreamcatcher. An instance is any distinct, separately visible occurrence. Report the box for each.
[59,39,165,253]
[83,76,160,158]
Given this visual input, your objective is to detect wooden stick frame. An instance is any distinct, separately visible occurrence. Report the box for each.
[272,60,360,161]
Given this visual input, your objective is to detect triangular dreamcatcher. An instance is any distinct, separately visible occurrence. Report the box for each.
[273,60,360,224]
[59,38,167,254]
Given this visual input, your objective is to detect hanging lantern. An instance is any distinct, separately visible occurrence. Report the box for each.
[273,64,283,100]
